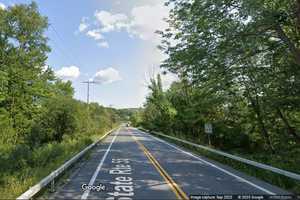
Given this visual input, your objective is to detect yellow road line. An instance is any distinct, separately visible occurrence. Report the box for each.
[129,129,189,200]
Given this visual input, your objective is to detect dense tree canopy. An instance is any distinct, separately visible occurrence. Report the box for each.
[138,3,300,190]
[141,0,300,154]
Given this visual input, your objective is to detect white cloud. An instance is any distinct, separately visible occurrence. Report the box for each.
[98,41,109,48]
[75,1,171,106]
[79,17,89,32]
[79,2,169,45]
[0,2,6,10]
[93,67,122,84]
[95,10,129,33]
[129,4,169,40]
[86,29,103,40]
[79,23,88,32]
[55,66,80,80]
[114,1,121,5]
[94,4,169,41]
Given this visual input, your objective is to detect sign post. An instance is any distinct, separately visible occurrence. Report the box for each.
[204,123,213,146]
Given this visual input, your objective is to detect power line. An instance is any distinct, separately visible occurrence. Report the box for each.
[38,5,83,68]
[49,25,83,67]
[81,80,101,106]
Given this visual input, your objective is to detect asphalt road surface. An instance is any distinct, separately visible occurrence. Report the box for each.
[50,127,289,200]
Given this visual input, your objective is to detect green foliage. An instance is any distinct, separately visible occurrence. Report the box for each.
[129,111,143,127]
[0,3,123,198]
[140,0,300,192]
[28,96,78,146]
[0,136,94,199]
[142,74,177,131]
[0,2,52,144]
[145,0,300,151]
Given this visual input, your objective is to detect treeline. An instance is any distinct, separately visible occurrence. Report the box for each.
[135,0,300,171]
[0,3,122,197]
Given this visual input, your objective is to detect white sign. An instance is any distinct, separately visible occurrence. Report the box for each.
[204,123,213,134]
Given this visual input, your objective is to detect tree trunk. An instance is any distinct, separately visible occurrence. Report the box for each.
[274,24,300,65]
[277,108,300,143]
[247,93,276,153]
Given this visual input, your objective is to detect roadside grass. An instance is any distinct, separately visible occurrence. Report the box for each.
[40,145,95,199]
[0,128,113,199]
[140,129,300,194]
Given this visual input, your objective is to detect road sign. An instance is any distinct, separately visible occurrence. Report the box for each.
[204,123,213,134]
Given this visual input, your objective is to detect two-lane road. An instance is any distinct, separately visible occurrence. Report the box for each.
[50,127,288,199]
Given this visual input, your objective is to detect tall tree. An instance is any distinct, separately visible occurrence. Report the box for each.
[158,0,300,150]
[0,2,51,143]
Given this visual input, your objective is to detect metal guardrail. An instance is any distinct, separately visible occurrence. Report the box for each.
[141,129,300,181]
[17,127,118,200]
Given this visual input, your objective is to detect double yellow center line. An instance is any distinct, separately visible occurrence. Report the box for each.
[130,129,189,200]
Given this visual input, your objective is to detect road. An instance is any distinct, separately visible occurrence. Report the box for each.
[50,127,289,200]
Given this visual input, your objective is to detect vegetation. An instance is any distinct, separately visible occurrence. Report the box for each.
[0,3,124,198]
[137,0,300,192]
[1,0,299,197]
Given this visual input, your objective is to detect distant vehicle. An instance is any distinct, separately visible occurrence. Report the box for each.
[126,123,130,127]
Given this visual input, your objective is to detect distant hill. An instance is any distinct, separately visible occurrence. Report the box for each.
[116,108,143,121]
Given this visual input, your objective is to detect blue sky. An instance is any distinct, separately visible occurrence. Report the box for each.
[0,0,177,108]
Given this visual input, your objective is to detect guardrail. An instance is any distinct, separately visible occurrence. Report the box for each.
[140,128,300,182]
[17,127,118,200]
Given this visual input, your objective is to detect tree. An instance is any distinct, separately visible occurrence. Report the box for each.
[143,74,177,132]
[0,2,51,144]
[157,0,300,151]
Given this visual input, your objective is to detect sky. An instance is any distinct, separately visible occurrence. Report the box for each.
[0,0,178,108]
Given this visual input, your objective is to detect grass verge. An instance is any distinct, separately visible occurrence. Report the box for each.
[0,128,115,199]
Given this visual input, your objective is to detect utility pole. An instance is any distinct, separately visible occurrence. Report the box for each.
[81,80,99,107]
[81,80,100,133]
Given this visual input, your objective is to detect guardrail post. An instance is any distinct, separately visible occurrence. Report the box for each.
[51,179,55,193]
[16,127,118,200]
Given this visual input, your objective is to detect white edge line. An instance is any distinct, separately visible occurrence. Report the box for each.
[17,127,117,200]
[135,128,276,195]
[81,128,120,199]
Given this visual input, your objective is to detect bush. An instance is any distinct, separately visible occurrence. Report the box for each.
[27,97,78,146]
[31,143,63,167]
[8,145,32,171]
